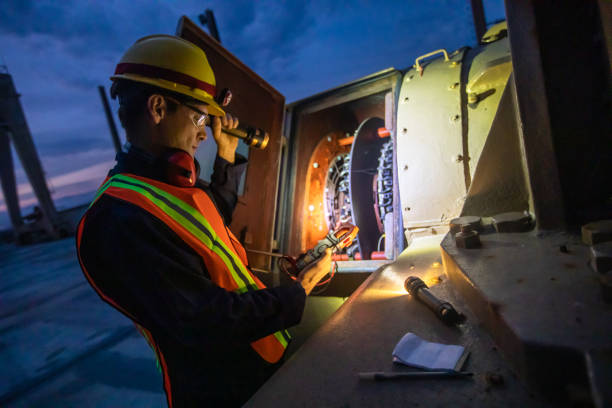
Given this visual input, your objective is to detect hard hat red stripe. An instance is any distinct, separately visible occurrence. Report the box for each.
[115,62,216,97]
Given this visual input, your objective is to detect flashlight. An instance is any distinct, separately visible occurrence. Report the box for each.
[404,276,465,325]
[222,126,269,149]
[209,88,269,149]
[205,117,270,150]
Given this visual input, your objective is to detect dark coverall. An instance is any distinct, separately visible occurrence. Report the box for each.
[78,147,306,407]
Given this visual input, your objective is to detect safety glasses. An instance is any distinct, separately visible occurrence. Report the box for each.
[165,96,209,128]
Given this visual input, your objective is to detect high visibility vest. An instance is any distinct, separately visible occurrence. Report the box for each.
[76,173,290,406]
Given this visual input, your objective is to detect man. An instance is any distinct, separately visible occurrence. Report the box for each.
[76,35,331,407]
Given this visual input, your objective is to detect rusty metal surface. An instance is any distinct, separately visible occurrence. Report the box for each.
[247,236,550,407]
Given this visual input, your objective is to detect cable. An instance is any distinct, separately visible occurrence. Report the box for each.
[377,233,386,252]
[310,261,337,295]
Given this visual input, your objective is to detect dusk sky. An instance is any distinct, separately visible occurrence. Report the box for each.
[0,0,505,229]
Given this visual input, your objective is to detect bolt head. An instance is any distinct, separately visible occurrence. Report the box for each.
[493,212,533,233]
[449,216,482,235]
[582,220,612,245]
[589,242,612,274]
[455,230,481,249]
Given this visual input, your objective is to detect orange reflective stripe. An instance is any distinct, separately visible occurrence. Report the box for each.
[87,173,290,361]
[105,177,252,292]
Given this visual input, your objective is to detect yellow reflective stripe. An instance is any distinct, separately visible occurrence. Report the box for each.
[104,177,250,291]
[89,178,114,208]
[93,174,288,350]
[274,331,288,348]
[112,174,259,291]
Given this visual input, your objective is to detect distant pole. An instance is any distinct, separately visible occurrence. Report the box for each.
[470,0,487,44]
[1,72,59,225]
[98,85,122,154]
[198,9,221,43]
[0,128,23,232]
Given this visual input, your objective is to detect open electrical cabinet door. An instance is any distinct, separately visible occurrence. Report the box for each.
[176,16,285,271]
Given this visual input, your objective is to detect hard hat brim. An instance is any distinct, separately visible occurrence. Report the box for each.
[111,74,226,117]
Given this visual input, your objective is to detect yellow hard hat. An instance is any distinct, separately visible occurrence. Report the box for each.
[111,34,225,116]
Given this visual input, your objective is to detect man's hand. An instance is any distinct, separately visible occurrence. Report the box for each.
[297,248,333,295]
[212,113,240,163]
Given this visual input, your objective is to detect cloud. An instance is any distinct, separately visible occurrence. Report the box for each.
[0,0,507,228]
[0,159,113,209]
[0,0,178,56]
[256,0,477,101]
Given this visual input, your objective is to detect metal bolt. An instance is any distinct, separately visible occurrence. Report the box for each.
[402,128,408,134]
[492,212,533,233]
[448,82,459,90]
[404,207,411,212]
[451,114,460,122]
[455,154,463,163]
[403,97,409,103]
[450,61,459,67]
[455,230,481,249]
[327,136,332,142]
[403,164,408,170]
[468,93,479,104]
[589,242,612,274]
[449,216,482,235]
[582,220,612,245]
[313,162,319,168]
